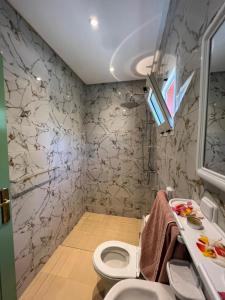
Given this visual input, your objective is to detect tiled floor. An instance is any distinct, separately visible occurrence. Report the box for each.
[20,212,141,300]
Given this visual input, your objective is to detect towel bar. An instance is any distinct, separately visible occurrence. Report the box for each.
[10,167,59,184]
[11,175,59,199]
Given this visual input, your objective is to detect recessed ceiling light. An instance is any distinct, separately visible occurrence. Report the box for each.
[136,56,154,76]
[110,66,114,73]
[36,76,42,81]
[89,16,99,29]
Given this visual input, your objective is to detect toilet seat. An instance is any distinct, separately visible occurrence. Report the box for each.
[104,279,176,300]
[93,240,140,279]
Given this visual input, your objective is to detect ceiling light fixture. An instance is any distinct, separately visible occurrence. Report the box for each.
[89,16,99,29]
[110,66,114,73]
[136,56,154,76]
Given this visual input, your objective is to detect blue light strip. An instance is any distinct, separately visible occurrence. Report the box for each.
[147,90,165,126]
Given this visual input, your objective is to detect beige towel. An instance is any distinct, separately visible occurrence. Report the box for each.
[140,190,186,283]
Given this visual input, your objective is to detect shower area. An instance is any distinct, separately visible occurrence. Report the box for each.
[84,80,158,217]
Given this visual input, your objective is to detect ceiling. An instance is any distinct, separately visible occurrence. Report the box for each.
[8,0,169,84]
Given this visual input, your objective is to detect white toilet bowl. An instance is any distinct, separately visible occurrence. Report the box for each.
[92,216,149,286]
[103,279,176,300]
[93,240,140,284]
[93,216,205,300]
[93,241,140,287]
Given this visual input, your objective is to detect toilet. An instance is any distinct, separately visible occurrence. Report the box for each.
[93,216,207,300]
[93,193,219,299]
[93,240,140,283]
[92,216,147,287]
[94,256,206,300]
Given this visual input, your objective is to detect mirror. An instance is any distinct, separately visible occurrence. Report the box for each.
[204,20,225,175]
[197,2,225,191]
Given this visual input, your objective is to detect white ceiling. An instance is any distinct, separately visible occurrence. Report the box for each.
[8,0,169,84]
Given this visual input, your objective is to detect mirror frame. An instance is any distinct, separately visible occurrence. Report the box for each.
[197,2,225,192]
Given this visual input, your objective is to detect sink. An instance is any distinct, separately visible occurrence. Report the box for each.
[104,279,176,300]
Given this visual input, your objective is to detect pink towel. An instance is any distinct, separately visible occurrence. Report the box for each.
[140,190,186,283]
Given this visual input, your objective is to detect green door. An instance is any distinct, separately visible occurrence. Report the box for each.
[0,54,17,300]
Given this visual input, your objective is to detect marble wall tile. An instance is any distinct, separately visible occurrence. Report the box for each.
[0,2,156,294]
[84,81,155,218]
[0,0,86,296]
[155,0,225,230]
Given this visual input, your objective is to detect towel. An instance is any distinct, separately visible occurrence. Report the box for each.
[140,190,186,283]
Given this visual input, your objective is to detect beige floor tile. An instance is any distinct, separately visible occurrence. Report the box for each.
[76,212,103,226]
[20,272,50,300]
[21,213,142,300]
[106,215,140,225]
[63,213,141,248]
[82,213,141,228]
[42,246,100,287]
[67,250,99,286]
[21,273,95,300]
[41,246,80,278]
[75,221,107,235]
[84,212,107,223]
[63,231,105,251]
[67,231,137,251]
[105,230,140,245]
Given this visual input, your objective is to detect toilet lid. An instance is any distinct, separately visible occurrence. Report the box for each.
[93,240,139,279]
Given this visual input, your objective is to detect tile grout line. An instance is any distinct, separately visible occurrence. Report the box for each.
[61,244,94,253]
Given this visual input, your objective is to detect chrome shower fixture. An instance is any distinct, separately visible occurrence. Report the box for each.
[120,91,145,109]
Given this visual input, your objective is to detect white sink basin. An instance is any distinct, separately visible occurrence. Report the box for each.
[104,279,176,300]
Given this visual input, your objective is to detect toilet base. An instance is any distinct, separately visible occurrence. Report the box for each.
[97,272,121,294]
[102,276,119,292]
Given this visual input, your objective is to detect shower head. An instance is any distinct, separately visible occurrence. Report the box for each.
[120,93,144,109]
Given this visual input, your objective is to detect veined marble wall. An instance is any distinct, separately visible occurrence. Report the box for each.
[204,72,225,175]
[84,81,154,218]
[155,0,225,229]
[0,1,156,295]
[0,0,86,295]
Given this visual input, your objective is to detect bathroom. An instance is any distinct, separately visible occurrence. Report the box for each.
[0,0,225,299]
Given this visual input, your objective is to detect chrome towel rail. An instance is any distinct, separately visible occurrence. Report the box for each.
[10,167,59,184]
[11,175,59,199]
